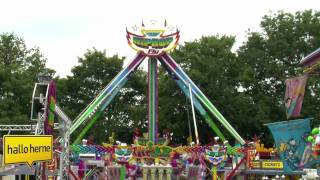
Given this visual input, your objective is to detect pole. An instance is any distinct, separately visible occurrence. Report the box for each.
[189,83,199,145]
[59,152,63,179]
[120,165,126,180]
[73,110,102,144]
[148,58,158,143]
[212,166,217,180]
[186,97,193,143]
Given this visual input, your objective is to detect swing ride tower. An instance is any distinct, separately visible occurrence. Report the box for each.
[68,20,245,145]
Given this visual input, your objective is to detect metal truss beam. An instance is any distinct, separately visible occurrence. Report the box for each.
[0,123,59,132]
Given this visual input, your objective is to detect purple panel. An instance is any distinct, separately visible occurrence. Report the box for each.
[44,80,56,135]
[300,48,320,67]
[128,53,144,69]
[162,53,178,69]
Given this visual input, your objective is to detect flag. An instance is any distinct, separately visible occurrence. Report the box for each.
[284,75,308,119]
[266,118,311,172]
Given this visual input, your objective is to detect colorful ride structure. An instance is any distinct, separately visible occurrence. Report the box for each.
[64,21,319,179]
[65,21,247,179]
[301,47,320,158]
[0,21,319,179]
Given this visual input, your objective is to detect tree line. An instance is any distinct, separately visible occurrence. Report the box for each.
[0,10,320,145]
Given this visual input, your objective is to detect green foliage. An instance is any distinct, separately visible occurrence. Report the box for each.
[158,35,242,144]
[158,10,320,145]
[56,49,146,143]
[237,10,320,144]
[57,10,320,144]
[2,10,320,146]
[0,33,53,126]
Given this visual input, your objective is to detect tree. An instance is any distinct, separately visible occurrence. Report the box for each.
[158,10,320,145]
[158,35,244,144]
[237,10,320,143]
[56,48,146,143]
[59,10,320,145]
[0,33,54,126]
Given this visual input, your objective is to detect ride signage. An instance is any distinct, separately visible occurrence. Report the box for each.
[127,20,179,56]
[261,161,284,169]
[3,135,53,167]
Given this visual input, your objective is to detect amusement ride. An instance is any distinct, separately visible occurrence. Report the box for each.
[0,20,319,180]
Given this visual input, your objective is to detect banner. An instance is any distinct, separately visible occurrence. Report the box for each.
[284,75,308,119]
[266,119,311,172]
[44,81,56,135]
[3,135,53,167]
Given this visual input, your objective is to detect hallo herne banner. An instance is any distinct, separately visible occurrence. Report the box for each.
[3,135,53,167]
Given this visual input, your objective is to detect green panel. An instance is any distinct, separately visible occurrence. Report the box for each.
[148,58,158,143]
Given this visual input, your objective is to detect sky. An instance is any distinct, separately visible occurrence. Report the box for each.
[0,0,319,77]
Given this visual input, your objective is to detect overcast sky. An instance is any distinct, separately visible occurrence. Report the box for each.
[0,0,319,77]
